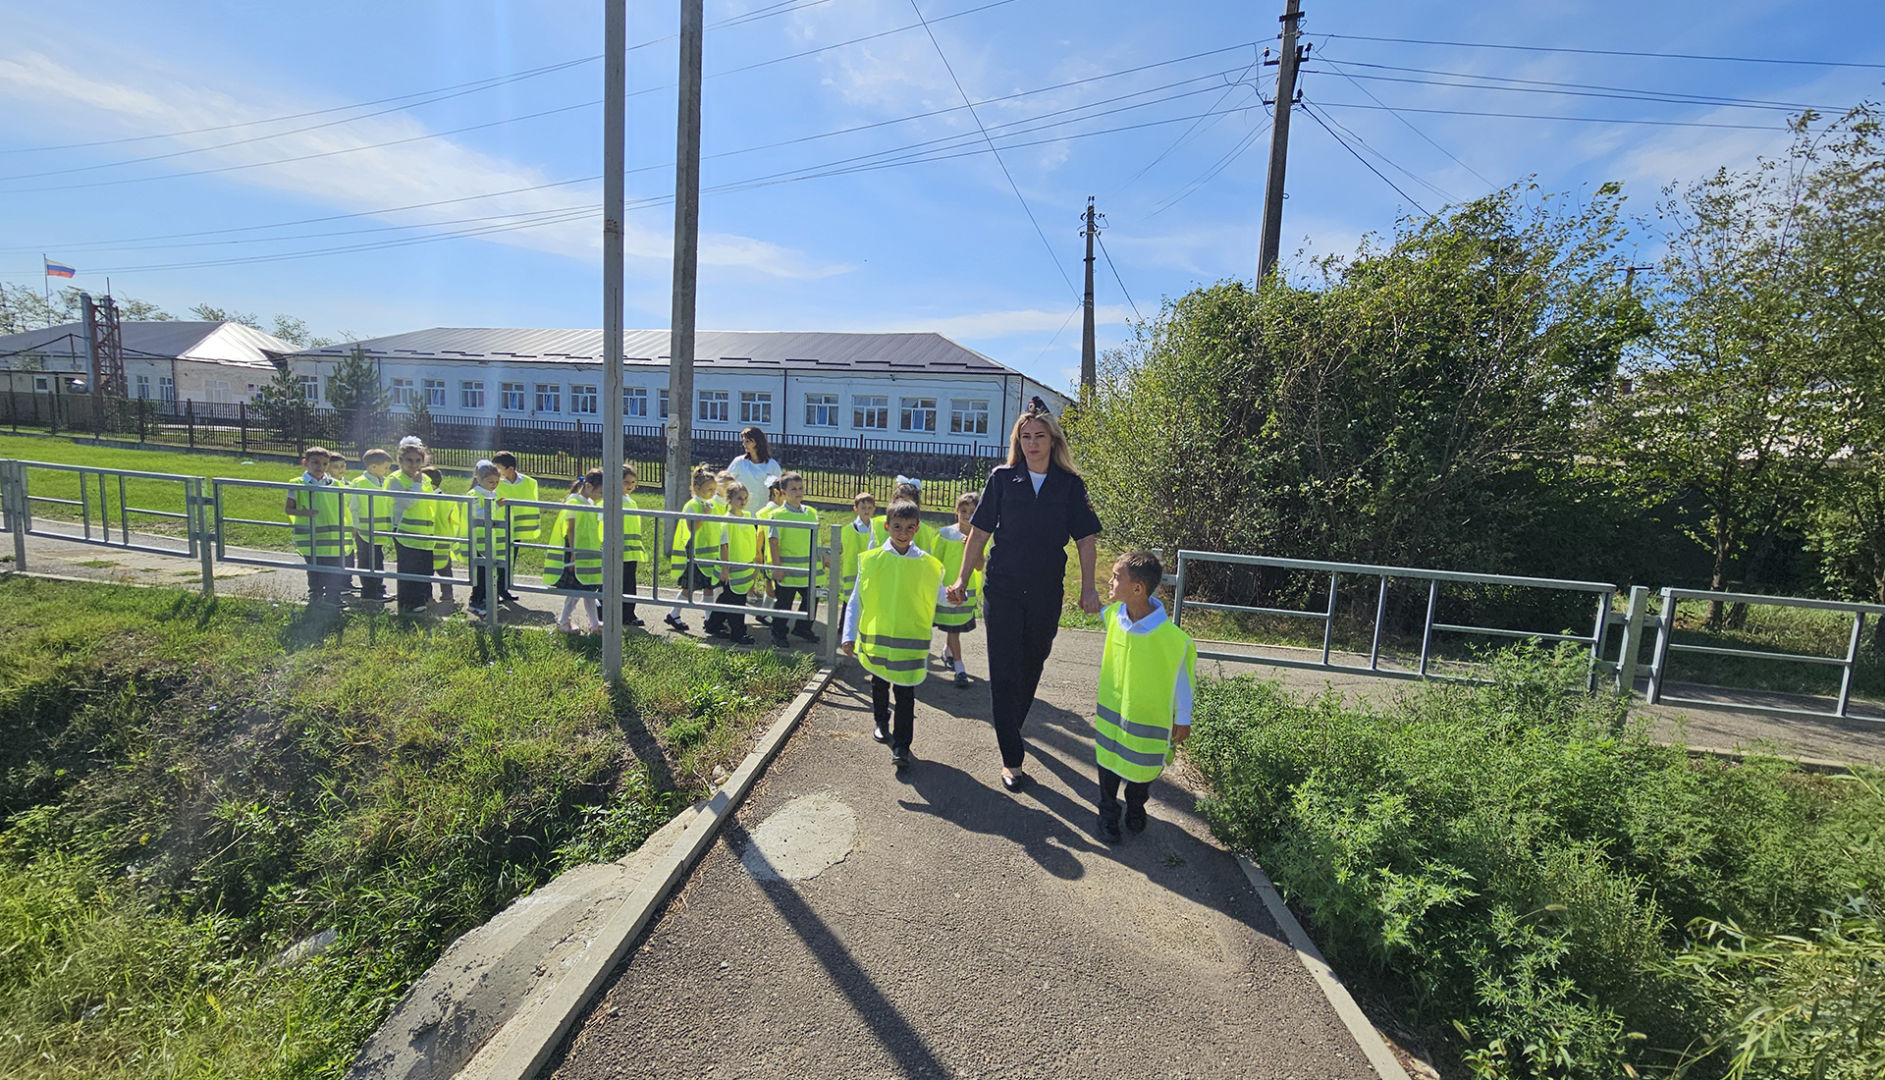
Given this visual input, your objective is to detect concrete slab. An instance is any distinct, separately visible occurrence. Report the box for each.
[741,793,857,883]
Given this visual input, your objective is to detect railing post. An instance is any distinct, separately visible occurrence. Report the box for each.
[1586,590,1612,693]
[6,461,27,572]
[1838,612,1864,719]
[1369,575,1389,671]
[187,400,196,450]
[189,477,215,596]
[239,402,248,455]
[1615,585,1649,696]
[1418,579,1439,678]
[1646,588,1675,705]
[825,523,841,666]
[1321,571,1339,666]
[1171,552,1188,626]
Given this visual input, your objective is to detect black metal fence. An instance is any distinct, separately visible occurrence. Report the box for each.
[0,391,1004,505]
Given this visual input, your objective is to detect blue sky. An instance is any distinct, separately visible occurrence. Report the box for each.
[1,0,1881,390]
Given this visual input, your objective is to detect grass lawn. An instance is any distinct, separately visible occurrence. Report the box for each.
[0,576,815,1079]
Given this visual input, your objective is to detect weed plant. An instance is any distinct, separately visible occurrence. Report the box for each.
[1186,646,1884,1079]
[0,576,813,1078]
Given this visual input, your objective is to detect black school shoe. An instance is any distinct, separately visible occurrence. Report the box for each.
[729,634,756,646]
[872,722,889,744]
[1098,810,1123,844]
[890,745,911,772]
[1124,805,1148,834]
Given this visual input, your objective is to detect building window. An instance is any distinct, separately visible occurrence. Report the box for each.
[423,378,446,409]
[298,375,320,403]
[899,396,937,433]
[949,398,989,436]
[739,390,773,425]
[853,394,888,430]
[33,376,49,393]
[460,381,486,410]
[570,383,598,415]
[697,389,729,423]
[658,388,669,420]
[534,383,561,413]
[390,377,417,408]
[159,376,175,403]
[624,386,648,417]
[804,392,838,427]
[135,374,151,400]
[207,379,233,405]
[500,382,525,411]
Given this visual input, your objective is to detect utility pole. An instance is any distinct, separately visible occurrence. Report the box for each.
[666,0,704,514]
[1080,196,1099,397]
[1258,0,1305,286]
[600,0,627,680]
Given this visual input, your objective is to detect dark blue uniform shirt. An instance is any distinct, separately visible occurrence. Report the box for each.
[970,463,1103,587]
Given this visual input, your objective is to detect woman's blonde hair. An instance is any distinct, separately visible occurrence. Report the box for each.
[1004,401,1077,474]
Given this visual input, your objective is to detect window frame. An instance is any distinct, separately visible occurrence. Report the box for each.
[623,385,648,418]
[853,393,889,431]
[738,389,773,425]
[899,395,938,434]
[949,397,989,436]
[500,381,525,412]
[570,383,599,415]
[390,377,417,409]
[804,392,838,427]
[534,383,562,414]
[422,378,447,409]
[697,388,730,423]
[460,380,486,411]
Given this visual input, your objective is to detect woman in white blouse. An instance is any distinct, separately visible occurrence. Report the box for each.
[727,426,784,505]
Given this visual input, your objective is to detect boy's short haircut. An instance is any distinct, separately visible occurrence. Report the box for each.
[622,461,638,480]
[852,491,875,506]
[690,464,717,490]
[303,446,332,461]
[421,466,444,487]
[329,452,347,465]
[885,499,921,524]
[362,448,393,467]
[582,468,606,488]
[492,451,518,469]
[955,491,980,510]
[715,469,736,481]
[725,481,749,503]
[1115,551,1163,595]
[779,471,805,488]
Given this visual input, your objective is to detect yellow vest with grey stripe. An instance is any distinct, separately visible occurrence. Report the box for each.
[1094,603,1197,784]
[288,474,348,558]
[928,529,981,630]
[853,547,943,687]
[383,471,438,551]
[621,497,652,563]
[723,515,761,595]
[459,488,512,568]
[347,472,392,540]
[768,504,821,587]
[544,495,604,587]
[497,472,541,542]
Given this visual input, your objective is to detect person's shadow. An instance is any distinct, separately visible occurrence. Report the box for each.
[895,756,1102,880]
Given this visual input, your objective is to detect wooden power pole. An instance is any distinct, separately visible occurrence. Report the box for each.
[667,0,704,514]
[1258,0,1305,286]
[1080,197,1098,396]
[601,0,627,679]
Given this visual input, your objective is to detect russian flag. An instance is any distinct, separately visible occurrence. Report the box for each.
[43,257,76,279]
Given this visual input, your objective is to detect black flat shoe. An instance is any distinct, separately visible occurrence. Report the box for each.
[891,746,910,771]
[1001,772,1029,793]
[872,723,889,744]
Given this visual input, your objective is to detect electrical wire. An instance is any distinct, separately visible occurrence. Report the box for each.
[907,0,1080,301]
[1308,99,1457,204]
[1146,115,1271,218]
[1095,234,1142,322]
[1302,65,1835,114]
[1107,50,1263,198]
[1299,99,1428,216]
[1316,33,1885,70]
[1310,100,1782,131]
[1310,54,1495,189]
[1312,57,1835,112]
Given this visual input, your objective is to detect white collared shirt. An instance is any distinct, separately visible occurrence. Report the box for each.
[1114,598,1192,729]
[841,538,950,644]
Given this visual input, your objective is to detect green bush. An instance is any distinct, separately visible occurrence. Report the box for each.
[1187,646,1884,1079]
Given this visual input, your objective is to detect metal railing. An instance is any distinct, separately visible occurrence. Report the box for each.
[1647,588,1884,721]
[1170,550,1617,686]
[5,459,202,561]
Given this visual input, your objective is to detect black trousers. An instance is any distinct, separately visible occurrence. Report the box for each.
[714,585,749,638]
[871,675,917,750]
[983,579,1063,769]
[471,565,508,607]
[305,555,345,605]
[395,542,434,612]
[771,584,816,644]
[1097,765,1150,816]
[621,560,638,620]
[355,538,385,599]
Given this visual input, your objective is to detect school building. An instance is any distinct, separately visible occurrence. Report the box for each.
[0,319,296,405]
[274,328,1071,451]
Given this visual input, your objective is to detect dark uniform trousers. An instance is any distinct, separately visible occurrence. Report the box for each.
[395,542,434,612]
[871,676,917,751]
[983,577,1063,768]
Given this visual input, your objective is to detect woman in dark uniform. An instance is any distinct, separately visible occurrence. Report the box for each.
[948,399,1103,792]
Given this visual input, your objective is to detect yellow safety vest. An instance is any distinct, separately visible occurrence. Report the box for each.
[929,529,981,630]
[460,488,511,568]
[854,548,943,686]
[769,504,821,587]
[723,515,760,595]
[497,473,541,542]
[870,515,939,556]
[621,497,651,562]
[348,472,391,539]
[670,496,723,580]
[838,520,873,597]
[383,471,437,551]
[434,495,464,560]
[1093,604,1197,784]
[544,495,603,587]
[287,473,347,558]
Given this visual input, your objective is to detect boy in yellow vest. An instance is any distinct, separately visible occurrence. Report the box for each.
[620,462,650,627]
[841,500,946,772]
[712,481,760,645]
[492,452,537,602]
[767,472,823,648]
[931,491,981,688]
[1094,551,1196,844]
[348,448,394,604]
[283,446,346,606]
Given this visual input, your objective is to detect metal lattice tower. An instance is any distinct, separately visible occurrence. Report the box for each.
[91,294,125,397]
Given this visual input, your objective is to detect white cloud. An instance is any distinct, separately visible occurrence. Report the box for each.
[0,50,844,279]
[856,304,1132,338]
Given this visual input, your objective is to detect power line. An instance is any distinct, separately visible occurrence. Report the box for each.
[906,0,1080,301]
[1317,32,1885,70]
[1300,99,1428,215]
[1095,234,1142,322]
[1311,100,1783,131]
[1311,53,1494,189]
[1147,116,1271,218]
[1306,97,1457,204]
[1108,51,1262,198]
[1314,56,1835,111]
[1303,65,1836,114]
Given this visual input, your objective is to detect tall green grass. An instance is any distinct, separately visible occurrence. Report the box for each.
[0,576,814,1078]
[1187,647,1884,1079]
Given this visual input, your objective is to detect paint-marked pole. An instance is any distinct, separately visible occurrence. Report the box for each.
[601,0,627,681]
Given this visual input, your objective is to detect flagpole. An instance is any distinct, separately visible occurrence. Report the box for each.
[42,254,51,328]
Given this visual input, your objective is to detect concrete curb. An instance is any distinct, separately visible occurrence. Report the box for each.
[1234,855,1414,1080]
[460,663,837,1080]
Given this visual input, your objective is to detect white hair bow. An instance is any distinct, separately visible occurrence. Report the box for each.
[765,474,781,488]
[895,474,922,490]
[398,435,426,450]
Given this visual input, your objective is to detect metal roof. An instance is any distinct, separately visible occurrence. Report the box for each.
[283,328,1025,377]
[0,320,290,368]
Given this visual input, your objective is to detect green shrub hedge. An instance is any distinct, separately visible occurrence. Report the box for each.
[1187,648,1883,1079]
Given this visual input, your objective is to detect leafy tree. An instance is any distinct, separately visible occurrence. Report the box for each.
[326,346,390,450]
[251,365,313,442]
[0,284,171,334]
[189,303,261,328]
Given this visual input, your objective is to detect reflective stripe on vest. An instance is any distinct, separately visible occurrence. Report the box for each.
[498,474,541,541]
[929,531,979,629]
[347,474,392,535]
[289,477,348,558]
[770,506,820,587]
[669,498,722,579]
[839,522,871,595]
[461,492,512,566]
[384,473,436,550]
[724,518,759,595]
[543,497,604,586]
[1093,604,1197,783]
[854,548,943,687]
[621,499,649,562]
